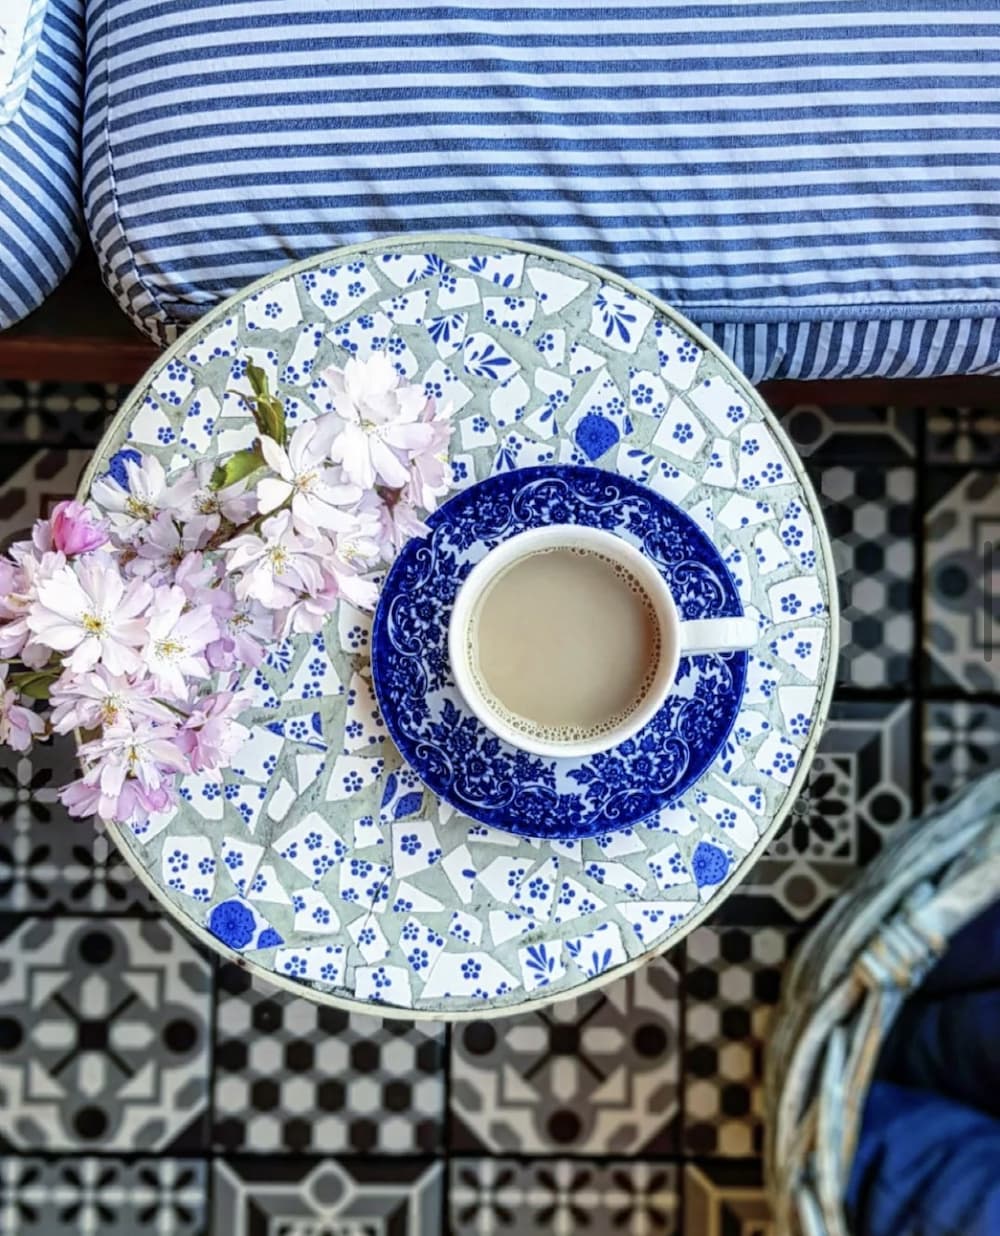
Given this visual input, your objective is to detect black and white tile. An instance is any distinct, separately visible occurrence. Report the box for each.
[716,699,914,925]
[450,1159,680,1235]
[450,956,681,1154]
[683,928,799,1157]
[213,963,445,1154]
[926,405,1000,467]
[924,469,1000,691]
[0,1158,207,1235]
[0,382,123,448]
[0,737,151,913]
[816,464,916,687]
[212,1157,443,1235]
[778,401,916,465]
[924,700,1000,806]
[0,916,212,1151]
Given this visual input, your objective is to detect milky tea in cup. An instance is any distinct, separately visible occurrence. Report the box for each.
[469,543,660,745]
[448,525,758,761]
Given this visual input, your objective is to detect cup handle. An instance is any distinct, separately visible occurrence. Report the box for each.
[678,616,758,654]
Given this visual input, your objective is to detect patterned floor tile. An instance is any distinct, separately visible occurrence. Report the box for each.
[926,405,1000,466]
[212,962,445,1154]
[449,955,680,1154]
[683,1162,772,1236]
[450,1159,680,1235]
[212,1157,442,1235]
[925,700,1000,806]
[0,1158,206,1235]
[925,469,1000,690]
[0,917,212,1150]
[715,699,913,925]
[0,449,92,543]
[778,402,916,464]
[0,737,153,913]
[816,464,916,687]
[683,927,799,1157]
[0,382,122,447]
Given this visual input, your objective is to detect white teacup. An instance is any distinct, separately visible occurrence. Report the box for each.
[448,524,757,760]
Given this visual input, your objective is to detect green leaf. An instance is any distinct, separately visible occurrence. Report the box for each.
[245,362,270,400]
[210,444,265,490]
[257,395,287,445]
[11,669,59,701]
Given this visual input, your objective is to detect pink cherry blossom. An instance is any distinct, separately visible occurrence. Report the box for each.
[224,510,328,610]
[142,585,219,699]
[28,556,152,675]
[373,494,431,559]
[207,596,273,670]
[90,453,180,539]
[324,352,438,489]
[171,460,256,539]
[176,690,250,772]
[48,501,109,556]
[257,421,361,536]
[49,665,176,734]
[0,545,66,666]
[0,666,45,752]
[132,512,210,576]
[75,718,189,823]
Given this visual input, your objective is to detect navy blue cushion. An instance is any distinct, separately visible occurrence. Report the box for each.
[83,1,1000,377]
[848,1083,1000,1236]
[0,0,83,329]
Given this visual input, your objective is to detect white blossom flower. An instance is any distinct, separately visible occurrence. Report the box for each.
[90,453,192,540]
[324,352,438,489]
[256,420,361,535]
[28,556,153,675]
[76,718,189,818]
[224,510,328,610]
[49,665,176,734]
[142,585,219,699]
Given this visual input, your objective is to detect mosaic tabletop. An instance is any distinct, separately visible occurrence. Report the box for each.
[80,236,837,1018]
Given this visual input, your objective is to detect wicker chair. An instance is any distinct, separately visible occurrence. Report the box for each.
[766,770,1000,1236]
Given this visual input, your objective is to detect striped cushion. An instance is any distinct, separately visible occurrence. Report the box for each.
[0,0,83,330]
[83,1,1000,379]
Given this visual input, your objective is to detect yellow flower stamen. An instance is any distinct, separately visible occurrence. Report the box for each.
[125,496,155,520]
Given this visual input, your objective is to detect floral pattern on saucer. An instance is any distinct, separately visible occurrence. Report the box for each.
[83,236,836,1017]
[372,466,747,839]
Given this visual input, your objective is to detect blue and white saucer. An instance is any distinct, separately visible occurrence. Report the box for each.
[372,466,748,840]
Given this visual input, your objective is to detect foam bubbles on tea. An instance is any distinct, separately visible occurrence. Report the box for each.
[466,546,662,744]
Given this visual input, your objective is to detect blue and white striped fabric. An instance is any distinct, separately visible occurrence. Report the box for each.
[83,0,1000,379]
[0,0,83,330]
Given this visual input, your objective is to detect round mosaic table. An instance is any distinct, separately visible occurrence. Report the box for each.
[80,235,838,1019]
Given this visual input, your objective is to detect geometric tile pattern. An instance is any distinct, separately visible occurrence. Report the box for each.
[213,963,445,1154]
[212,1157,443,1236]
[0,738,152,914]
[683,1161,772,1236]
[926,405,1000,466]
[0,379,997,1229]
[716,699,913,925]
[450,1159,680,1235]
[0,1157,207,1235]
[924,469,1000,691]
[683,928,799,1157]
[778,401,916,466]
[450,956,681,1154]
[924,700,1000,806]
[816,464,916,687]
[0,917,212,1151]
